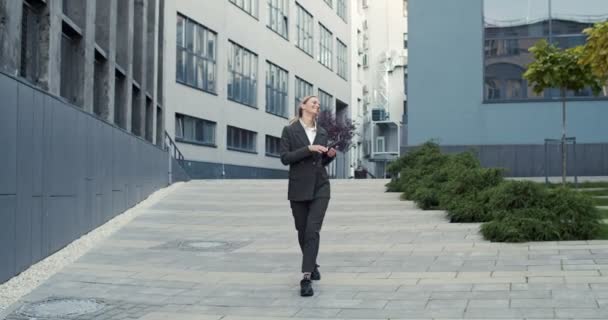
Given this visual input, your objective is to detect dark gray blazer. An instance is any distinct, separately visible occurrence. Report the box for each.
[280,121,335,201]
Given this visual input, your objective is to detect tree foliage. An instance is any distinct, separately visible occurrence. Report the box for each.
[316,110,357,152]
[580,21,608,83]
[523,39,603,96]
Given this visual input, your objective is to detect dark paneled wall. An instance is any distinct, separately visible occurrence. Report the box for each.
[182,160,288,180]
[0,72,169,283]
[401,143,608,177]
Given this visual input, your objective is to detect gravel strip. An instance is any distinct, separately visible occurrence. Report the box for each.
[0,182,183,314]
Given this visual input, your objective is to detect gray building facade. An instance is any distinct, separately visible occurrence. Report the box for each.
[0,0,170,283]
[163,0,352,179]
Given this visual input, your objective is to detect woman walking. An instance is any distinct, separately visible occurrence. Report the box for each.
[280,95,336,297]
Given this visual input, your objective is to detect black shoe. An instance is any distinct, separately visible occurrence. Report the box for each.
[300,279,314,297]
[311,267,321,281]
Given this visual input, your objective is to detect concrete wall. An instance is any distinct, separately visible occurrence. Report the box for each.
[164,1,351,176]
[408,0,608,146]
[0,72,169,284]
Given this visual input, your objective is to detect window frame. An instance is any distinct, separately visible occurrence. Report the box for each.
[296,3,314,56]
[266,60,289,118]
[227,125,258,153]
[175,113,217,147]
[176,13,218,95]
[482,0,608,104]
[227,40,259,108]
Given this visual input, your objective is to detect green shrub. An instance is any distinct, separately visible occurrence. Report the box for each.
[386,141,441,176]
[412,187,440,209]
[481,209,560,242]
[445,189,500,222]
[440,167,503,205]
[386,179,402,192]
[542,187,601,240]
[485,180,547,211]
[400,145,448,201]
[408,151,480,209]
[445,193,494,222]
[386,142,444,194]
[440,167,504,222]
[481,187,601,242]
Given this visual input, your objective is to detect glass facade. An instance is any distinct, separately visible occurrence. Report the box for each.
[483,0,608,101]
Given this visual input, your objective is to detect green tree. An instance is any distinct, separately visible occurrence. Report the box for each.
[523,40,603,185]
[580,21,608,94]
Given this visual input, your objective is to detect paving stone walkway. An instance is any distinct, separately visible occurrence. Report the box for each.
[5,179,608,320]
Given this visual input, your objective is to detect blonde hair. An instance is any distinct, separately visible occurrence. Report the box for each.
[289,95,317,124]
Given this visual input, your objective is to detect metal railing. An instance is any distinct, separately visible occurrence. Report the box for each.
[164,131,185,161]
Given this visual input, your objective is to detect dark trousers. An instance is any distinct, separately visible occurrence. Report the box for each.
[290,197,330,273]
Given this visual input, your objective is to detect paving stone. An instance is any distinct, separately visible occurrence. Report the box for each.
[5,180,608,320]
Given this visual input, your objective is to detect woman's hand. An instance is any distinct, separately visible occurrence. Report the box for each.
[326,148,337,158]
[308,145,328,153]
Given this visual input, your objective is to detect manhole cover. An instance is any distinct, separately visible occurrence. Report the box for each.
[187,241,226,248]
[18,298,106,318]
[151,240,251,252]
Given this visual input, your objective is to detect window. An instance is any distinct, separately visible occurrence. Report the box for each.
[229,0,258,18]
[131,85,142,136]
[483,0,608,102]
[337,0,347,21]
[319,24,333,69]
[116,0,129,67]
[156,106,163,147]
[133,1,143,84]
[175,113,216,146]
[227,126,257,153]
[336,39,347,79]
[318,89,333,112]
[93,52,109,119]
[114,71,127,129]
[228,41,258,107]
[376,136,385,153]
[265,135,281,157]
[60,21,84,107]
[296,3,314,56]
[176,14,217,93]
[20,1,44,84]
[266,61,289,117]
[268,0,289,39]
[403,33,408,49]
[324,0,332,8]
[404,67,408,95]
[295,76,313,114]
[62,0,85,27]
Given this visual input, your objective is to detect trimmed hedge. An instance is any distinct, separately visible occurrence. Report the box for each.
[387,142,603,242]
